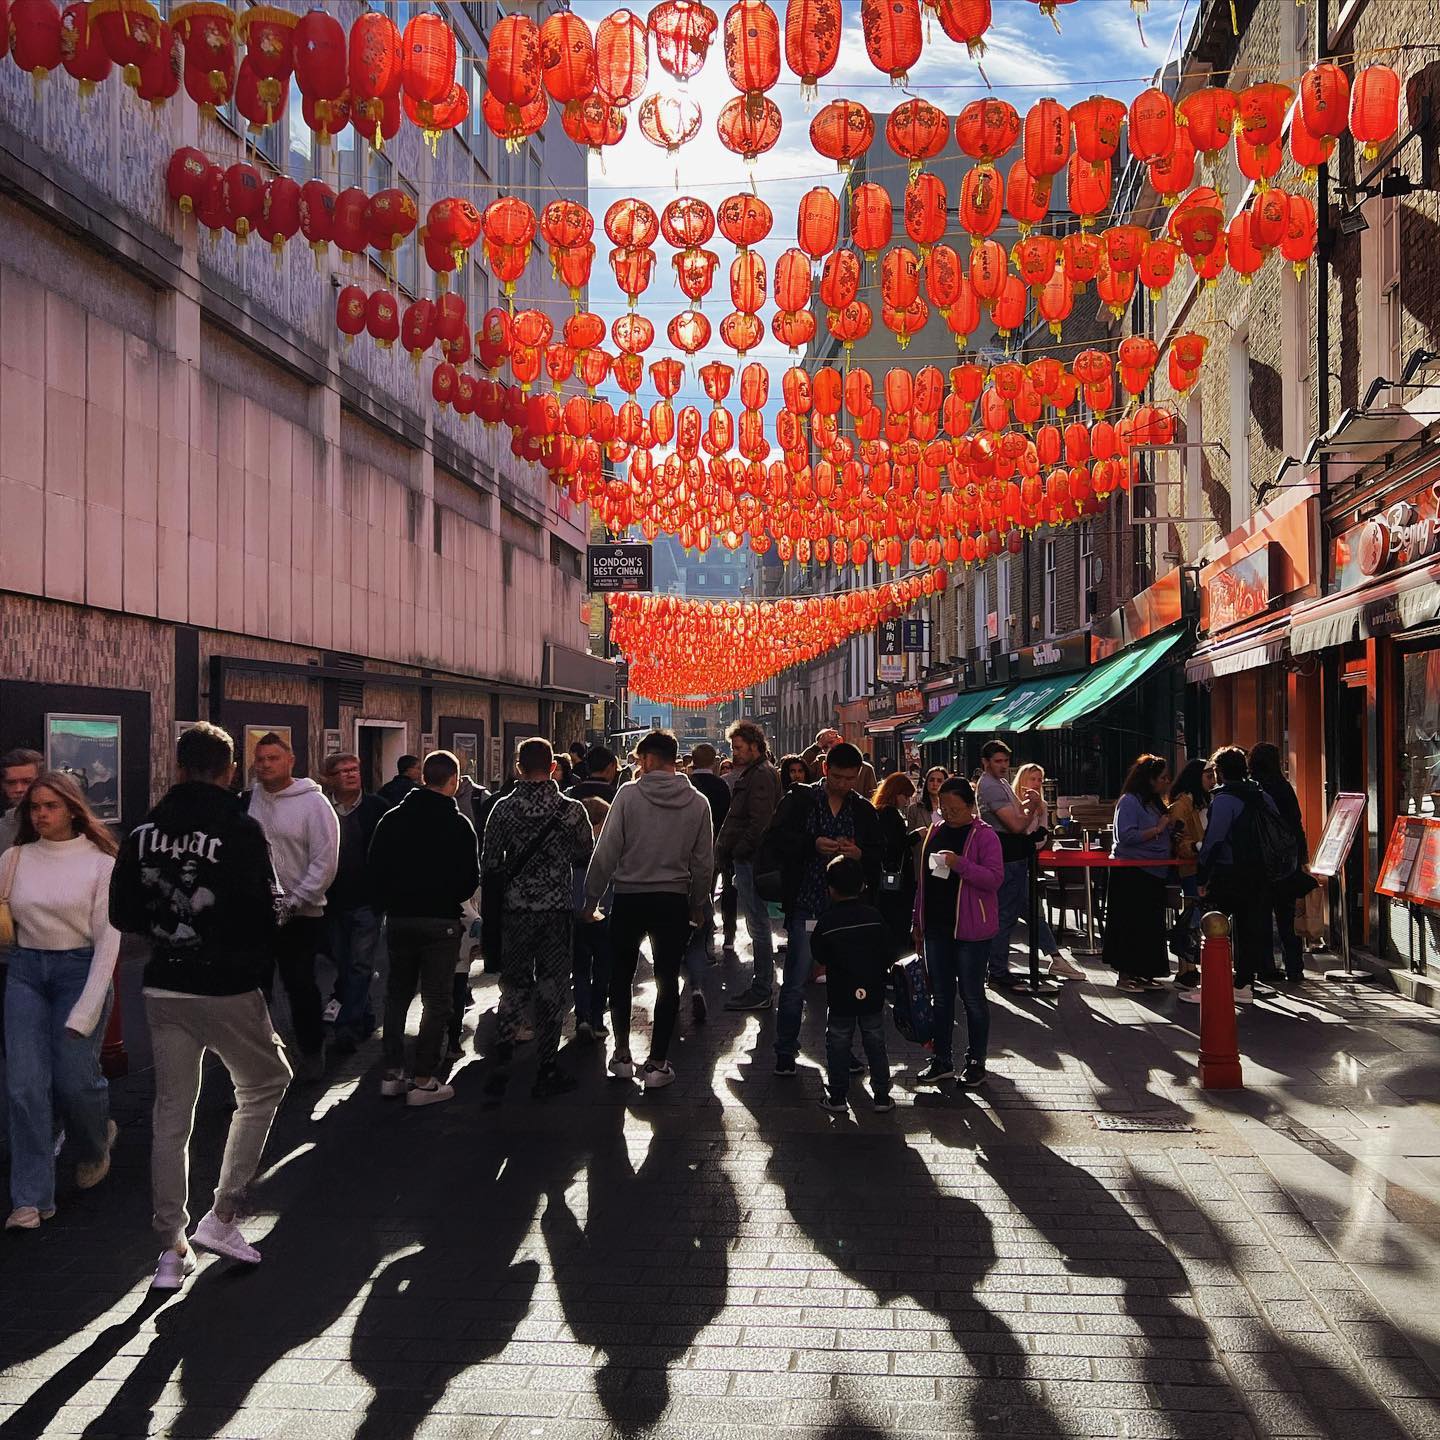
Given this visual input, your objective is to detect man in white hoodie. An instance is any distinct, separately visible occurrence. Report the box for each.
[583,729,713,1090]
[248,734,339,1081]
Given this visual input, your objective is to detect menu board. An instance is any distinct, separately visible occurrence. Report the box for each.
[1375,815,1433,900]
[1309,793,1368,880]
[1407,821,1440,908]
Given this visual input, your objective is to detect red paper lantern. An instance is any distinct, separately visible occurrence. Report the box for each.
[1138,237,1177,296]
[673,247,719,302]
[849,181,892,260]
[364,187,418,259]
[561,95,624,153]
[487,12,541,107]
[1070,94,1125,167]
[1013,233,1059,289]
[348,10,402,131]
[610,245,656,302]
[1023,97,1069,178]
[239,5,295,83]
[1236,81,1291,155]
[293,9,345,103]
[366,290,399,348]
[172,0,231,109]
[235,55,287,128]
[772,309,816,352]
[1067,153,1110,226]
[859,0,920,82]
[336,284,367,341]
[660,195,715,250]
[1005,158,1051,234]
[1177,86,1234,159]
[1297,61,1349,140]
[773,247,813,312]
[298,178,334,258]
[401,300,436,361]
[1128,87,1175,163]
[165,146,210,213]
[783,0,839,93]
[639,92,702,152]
[717,191,773,249]
[932,0,989,56]
[302,89,349,144]
[991,275,1026,334]
[1281,193,1318,275]
[724,0,780,97]
[887,97,948,174]
[1237,132,1282,189]
[819,247,860,309]
[955,98,1019,166]
[904,171,947,251]
[716,92,782,161]
[604,197,659,248]
[796,186,839,259]
[649,0,717,82]
[595,8,648,104]
[1226,210,1264,283]
[969,237,1007,301]
[730,249,768,312]
[93,0,163,86]
[1148,124,1195,203]
[1350,65,1400,160]
[12,0,63,79]
[809,98,874,171]
[539,9,594,102]
[257,176,301,257]
[221,161,263,241]
[880,245,920,310]
[58,0,109,93]
[720,310,765,355]
[400,10,456,119]
[958,164,1002,241]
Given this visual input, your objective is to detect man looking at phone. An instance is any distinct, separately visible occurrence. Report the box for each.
[756,743,881,1076]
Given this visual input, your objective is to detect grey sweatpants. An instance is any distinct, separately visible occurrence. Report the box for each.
[146,989,292,1248]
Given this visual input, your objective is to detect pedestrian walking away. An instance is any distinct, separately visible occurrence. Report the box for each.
[1249,742,1313,983]
[718,722,784,1012]
[683,741,731,1020]
[571,797,614,1043]
[318,752,389,1052]
[755,741,880,1074]
[481,738,594,1098]
[1104,756,1179,992]
[1190,745,1284,1006]
[377,754,422,807]
[110,722,292,1290]
[584,728,714,1090]
[367,749,480,1107]
[3,772,121,1232]
[811,855,897,1113]
[975,741,1044,987]
[912,777,1004,1087]
[568,745,620,804]
[247,732,339,1081]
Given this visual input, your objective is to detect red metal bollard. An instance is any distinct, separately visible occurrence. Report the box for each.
[100,982,128,1080]
[1197,911,1242,1090]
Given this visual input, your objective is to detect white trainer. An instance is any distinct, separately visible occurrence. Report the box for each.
[607,1054,635,1080]
[379,1071,411,1098]
[151,1248,198,1290]
[193,1211,262,1265]
[405,1080,455,1107]
[642,1061,676,1090]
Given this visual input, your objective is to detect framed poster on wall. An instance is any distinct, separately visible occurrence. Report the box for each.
[488,735,503,786]
[453,732,478,779]
[323,729,343,758]
[45,714,121,821]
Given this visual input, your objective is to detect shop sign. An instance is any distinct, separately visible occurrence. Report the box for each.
[926,692,955,715]
[896,687,924,716]
[1376,815,1440,908]
[878,656,904,683]
[1333,471,1440,592]
[902,619,927,653]
[586,543,652,592]
[1208,544,1277,632]
[869,691,896,719]
[1009,633,1088,679]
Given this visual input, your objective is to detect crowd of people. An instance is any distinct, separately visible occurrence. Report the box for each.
[0,719,1312,1289]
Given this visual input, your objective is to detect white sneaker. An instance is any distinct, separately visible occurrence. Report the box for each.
[607,1054,635,1080]
[1233,985,1254,1004]
[405,1080,455,1107]
[642,1061,675,1089]
[193,1211,262,1264]
[151,1248,198,1290]
[380,1071,411,1098]
[1047,956,1087,981]
[1178,989,1202,1003]
[4,1206,55,1230]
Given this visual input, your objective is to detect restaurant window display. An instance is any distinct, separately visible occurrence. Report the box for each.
[1399,647,1440,818]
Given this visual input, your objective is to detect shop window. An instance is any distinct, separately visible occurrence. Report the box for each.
[453,36,474,152]
[286,78,312,180]
[1079,522,1096,623]
[973,567,988,653]
[1399,648,1440,817]
[1228,331,1251,527]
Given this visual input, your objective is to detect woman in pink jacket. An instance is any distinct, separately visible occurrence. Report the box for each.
[911,777,1005,1088]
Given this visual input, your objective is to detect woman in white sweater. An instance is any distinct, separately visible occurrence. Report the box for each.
[1,771,122,1230]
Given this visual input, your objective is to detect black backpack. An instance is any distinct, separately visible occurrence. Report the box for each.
[1230,786,1300,885]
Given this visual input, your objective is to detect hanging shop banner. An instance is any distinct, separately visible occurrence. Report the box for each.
[1009,633,1089,680]
[1208,544,1278,632]
[587,543,653,593]
[1309,793,1368,880]
[902,619,927,653]
[895,687,924,717]
[878,618,904,682]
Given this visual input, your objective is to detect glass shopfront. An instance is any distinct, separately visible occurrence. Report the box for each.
[1399,645,1440,819]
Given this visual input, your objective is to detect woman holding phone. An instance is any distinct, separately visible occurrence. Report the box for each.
[1104,755,1176,992]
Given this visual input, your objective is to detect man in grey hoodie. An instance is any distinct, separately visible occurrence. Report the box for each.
[247,733,340,1080]
[583,729,714,1090]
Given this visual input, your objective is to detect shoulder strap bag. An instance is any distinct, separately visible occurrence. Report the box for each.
[0,846,22,950]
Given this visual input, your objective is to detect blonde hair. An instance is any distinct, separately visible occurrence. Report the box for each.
[1013,762,1045,796]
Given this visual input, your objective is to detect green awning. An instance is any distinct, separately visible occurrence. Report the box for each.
[913,686,1005,744]
[1034,627,1187,731]
[967,672,1080,734]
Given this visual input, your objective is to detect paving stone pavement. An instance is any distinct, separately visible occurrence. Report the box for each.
[2,932,1440,1440]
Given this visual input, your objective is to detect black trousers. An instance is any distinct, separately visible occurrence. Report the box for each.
[719,863,738,943]
[1205,869,1273,989]
[273,916,326,1056]
[608,892,691,1065]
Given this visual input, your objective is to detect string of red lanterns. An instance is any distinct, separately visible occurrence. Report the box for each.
[610,569,946,703]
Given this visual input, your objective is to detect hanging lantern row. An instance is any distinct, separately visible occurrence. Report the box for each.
[608,568,947,703]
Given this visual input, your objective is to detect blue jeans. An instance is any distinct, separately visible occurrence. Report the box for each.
[775,909,815,1058]
[988,859,1030,979]
[826,1011,889,1103]
[4,947,112,1213]
[573,917,612,1029]
[925,928,990,1068]
[734,861,774,995]
[326,905,380,1041]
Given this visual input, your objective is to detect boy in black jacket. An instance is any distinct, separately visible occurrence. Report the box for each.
[110,722,291,1291]
[811,856,897,1114]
